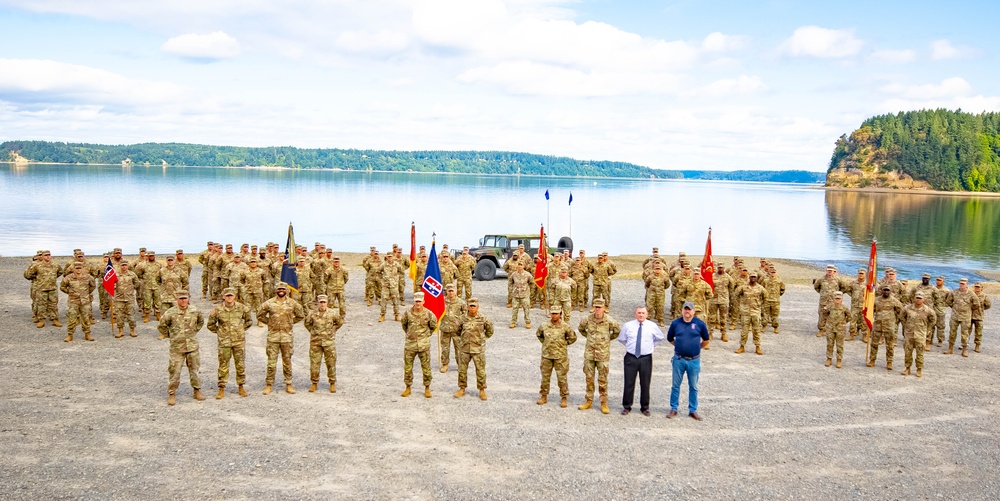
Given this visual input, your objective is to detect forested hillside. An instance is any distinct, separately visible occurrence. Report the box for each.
[828,109,1000,191]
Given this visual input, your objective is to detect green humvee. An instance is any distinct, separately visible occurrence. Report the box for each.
[468,233,573,280]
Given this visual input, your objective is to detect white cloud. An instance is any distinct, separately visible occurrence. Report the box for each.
[161,31,240,60]
[930,39,976,60]
[684,75,765,98]
[335,29,409,54]
[425,103,478,119]
[0,58,186,107]
[702,32,747,52]
[458,61,685,97]
[880,77,973,99]
[781,26,863,58]
[869,49,916,64]
[877,77,1000,113]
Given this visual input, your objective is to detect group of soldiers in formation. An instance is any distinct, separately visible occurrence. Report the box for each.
[22,242,992,408]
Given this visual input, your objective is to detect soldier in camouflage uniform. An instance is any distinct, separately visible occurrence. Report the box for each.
[311,251,328,297]
[823,292,849,368]
[760,266,785,333]
[669,264,692,318]
[100,248,124,319]
[400,292,438,398]
[644,264,670,326]
[868,286,903,370]
[114,261,140,338]
[60,263,96,342]
[708,263,732,343]
[439,252,459,289]
[503,248,520,307]
[687,271,713,323]
[945,278,982,356]
[577,298,620,414]
[25,251,42,323]
[439,284,467,372]
[206,288,252,398]
[536,307,577,407]
[380,253,402,322]
[910,274,937,349]
[394,247,406,301]
[198,241,213,298]
[931,276,950,347]
[414,254,428,294]
[901,291,936,377]
[569,254,590,312]
[727,261,747,330]
[158,290,206,406]
[454,298,494,400]
[591,253,616,310]
[363,247,380,306]
[258,282,306,395]
[971,282,991,353]
[455,247,476,302]
[734,272,766,355]
[241,258,268,326]
[510,261,533,329]
[62,250,101,325]
[136,251,163,322]
[174,249,192,281]
[323,256,349,316]
[551,267,575,324]
[845,269,869,342]
[813,264,848,336]
[158,256,189,314]
[224,254,249,303]
[24,250,62,327]
[305,295,345,393]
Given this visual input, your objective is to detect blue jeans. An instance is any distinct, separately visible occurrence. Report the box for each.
[670,355,701,413]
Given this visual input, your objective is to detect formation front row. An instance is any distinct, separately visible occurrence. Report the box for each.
[158,282,710,419]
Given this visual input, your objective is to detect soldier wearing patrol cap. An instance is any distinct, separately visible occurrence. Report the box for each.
[900,290,936,377]
[931,275,950,346]
[971,282,991,352]
[454,298,494,400]
[258,281,306,395]
[323,256,349,316]
[400,291,437,398]
[535,306,577,407]
[158,290,206,406]
[946,278,981,356]
[59,262,96,342]
[577,298,620,414]
[24,249,62,328]
[439,283,466,373]
[304,294,344,393]
[813,264,849,336]
[824,291,850,368]
[734,271,767,355]
[206,287,252,398]
[868,285,903,370]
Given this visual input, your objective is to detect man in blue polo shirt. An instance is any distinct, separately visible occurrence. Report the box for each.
[667,301,710,420]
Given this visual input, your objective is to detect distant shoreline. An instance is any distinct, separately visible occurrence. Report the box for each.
[821,185,1000,198]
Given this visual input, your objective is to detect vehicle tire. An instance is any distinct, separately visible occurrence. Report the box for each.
[557,236,574,255]
[474,260,497,281]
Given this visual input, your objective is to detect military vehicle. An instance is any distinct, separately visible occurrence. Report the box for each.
[468,233,573,280]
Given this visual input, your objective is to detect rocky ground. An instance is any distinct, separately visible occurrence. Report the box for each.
[2,255,999,500]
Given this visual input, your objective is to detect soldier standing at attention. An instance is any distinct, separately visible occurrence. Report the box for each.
[536,307,577,408]
[824,292,849,368]
[455,247,476,302]
[911,274,937,350]
[669,263,692,318]
[945,278,982,357]
[761,266,785,333]
[241,257,268,325]
[198,241,213,298]
[868,285,903,370]
[174,249,193,281]
[510,261,533,329]
[293,258,314,313]
[258,282,306,395]
[687,271,714,323]
[577,298,620,414]
[438,284,467,373]
[503,247,520,307]
[363,247,380,306]
[305,295,345,393]
[591,253,616,311]
[25,250,63,328]
[158,290,205,406]
[400,292,437,398]
[206,288,252,399]
[454,298,494,400]
[60,263,96,342]
[931,275,950,347]
[971,282,991,353]
[813,264,848,336]
[901,291,936,377]
[846,269,868,342]
[137,251,164,322]
[734,272,767,355]
[552,267,575,324]
[115,261,141,338]
[323,256,349,316]
[158,255,189,314]
[25,250,42,324]
[439,252,459,289]
[708,263,732,343]
[380,253,401,322]
[414,254,428,294]
[644,264,670,326]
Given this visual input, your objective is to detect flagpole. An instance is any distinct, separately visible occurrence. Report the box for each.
[865,237,877,362]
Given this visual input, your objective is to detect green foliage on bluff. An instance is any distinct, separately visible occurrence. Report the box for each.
[829,109,1000,191]
[1,141,679,179]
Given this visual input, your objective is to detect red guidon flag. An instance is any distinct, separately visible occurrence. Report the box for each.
[408,222,417,282]
[102,257,118,296]
[534,225,548,289]
[862,239,878,330]
[700,228,715,291]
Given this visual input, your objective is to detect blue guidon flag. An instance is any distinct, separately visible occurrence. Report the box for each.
[421,240,445,323]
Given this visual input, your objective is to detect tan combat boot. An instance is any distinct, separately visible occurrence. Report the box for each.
[51,319,63,327]
[703,340,710,351]
[454,388,465,398]
[158,332,168,340]
[193,389,206,400]
[154,312,161,321]
[286,384,296,394]
[560,397,568,408]
[756,345,763,355]
[720,332,728,343]
[774,327,779,334]
[536,394,547,405]
[330,383,336,393]
[84,333,94,341]
[401,386,411,397]
[479,389,487,401]
[424,386,432,398]
[309,383,317,393]
[379,314,385,322]
[816,331,823,337]
[509,322,516,329]
[916,368,922,377]
[143,313,150,323]
[238,385,248,397]
[36,320,45,328]
[902,367,911,376]
[525,322,531,329]
[394,314,400,322]
[439,365,448,373]
[944,344,954,355]
[578,400,593,410]
[115,327,124,339]
[836,359,842,369]
[600,397,610,414]
[866,359,875,367]
[64,333,73,342]
[262,385,272,395]
[128,325,136,337]
[961,346,968,357]
[735,345,745,354]
[825,358,832,367]
[257,320,264,327]
[167,393,176,406]
[975,344,981,353]
[886,361,893,371]
[216,388,225,399]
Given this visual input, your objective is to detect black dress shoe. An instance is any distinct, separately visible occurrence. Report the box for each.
[620,408,630,415]
[667,410,678,418]
[689,412,703,421]
[641,409,651,417]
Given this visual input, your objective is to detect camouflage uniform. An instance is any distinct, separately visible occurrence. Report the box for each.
[455,254,476,301]
[114,268,140,332]
[972,288,991,350]
[240,264,268,320]
[157,263,189,313]
[825,300,849,364]
[644,270,670,326]
[380,259,402,319]
[158,301,205,397]
[59,268,96,340]
[536,318,577,399]
[569,258,592,310]
[931,283,951,345]
[947,285,982,350]
[708,271,733,337]
[734,280,766,351]
[669,269,691,318]
[901,302,936,373]
[591,258,616,308]
[439,293,467,368]
[578,310,621,405]
[363,252,381,304]
[503,255,518,306]
[258,295,306,387]
[687,276,714,322]
[414,258,428,294]
[24,257,62,322]
[323,264,349,315]
[510,269,533,327]
[206,299,252,389]
[845,276,869,339]
[456,310,494,391]
[552,275,575,324]
[760,272,785,330]
[439,256,459,288]
[198,245,213,297]
[294,265,314,312]
[304,306,344,387]
[400,305,438,389]
[813,272,848,332]
[310,256,328,296]
[136,258,163,318]
[869,294,903,367]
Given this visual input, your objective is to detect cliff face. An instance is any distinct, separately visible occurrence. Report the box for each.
[826,167,931,190]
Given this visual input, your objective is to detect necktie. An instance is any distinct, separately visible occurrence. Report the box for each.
[635,322,643,357]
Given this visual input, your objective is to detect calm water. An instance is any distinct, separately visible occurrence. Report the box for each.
[2,163,998,275]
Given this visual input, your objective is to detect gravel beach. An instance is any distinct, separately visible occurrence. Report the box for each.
[2,255,998,500]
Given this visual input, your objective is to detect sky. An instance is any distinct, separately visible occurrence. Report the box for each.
[0,0,997,172]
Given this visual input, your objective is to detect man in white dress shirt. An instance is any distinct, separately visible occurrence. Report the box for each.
[617,306,665,416]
